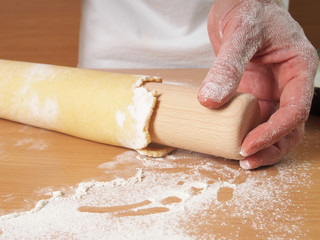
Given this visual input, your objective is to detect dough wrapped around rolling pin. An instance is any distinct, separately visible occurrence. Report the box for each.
[0,59,260,159]
[0,59,161,152]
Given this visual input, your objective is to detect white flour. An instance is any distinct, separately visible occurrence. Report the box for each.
[14,138,48,151]
[126,87,155,149]
[115,110,126,128]
[0,148,313,239]
[25,95,59,126]
[117,76,159,150]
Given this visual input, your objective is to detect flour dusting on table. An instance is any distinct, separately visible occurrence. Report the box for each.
[0,149,313,239]
[14,138,48,150]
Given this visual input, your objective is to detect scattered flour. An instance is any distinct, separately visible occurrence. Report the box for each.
[126,87,155,149]
[14,138,48,151]
[117,85,156,150]
[25,95,59,126]
[20,63,58,96]
[18,64,60,126]
[0,148,314,239]
[115,110,126,128]
[24,64,57,83]
[0,200,48,221]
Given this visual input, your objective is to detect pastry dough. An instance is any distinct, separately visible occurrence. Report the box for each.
[137,143,175,158]
[0,60,164,153]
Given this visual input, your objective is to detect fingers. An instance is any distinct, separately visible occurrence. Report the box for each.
[240,124,304,170]
[241,52,317,157]
[258,100,278,123]
[241,105,304,157]
[198,36,260,108]
[198,5,263,108]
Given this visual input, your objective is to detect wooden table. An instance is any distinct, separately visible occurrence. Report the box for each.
[0,69,319,239]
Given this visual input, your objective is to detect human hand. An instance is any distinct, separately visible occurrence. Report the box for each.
[197,0,319,169]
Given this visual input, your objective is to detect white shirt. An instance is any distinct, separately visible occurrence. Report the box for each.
[78,0,289,69]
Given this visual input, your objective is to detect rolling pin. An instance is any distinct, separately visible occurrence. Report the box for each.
[145,82,260,160]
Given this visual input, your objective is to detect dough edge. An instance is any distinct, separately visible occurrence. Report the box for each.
[135,76,175,157]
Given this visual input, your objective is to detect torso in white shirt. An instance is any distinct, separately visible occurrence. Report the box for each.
[78,0,289,69]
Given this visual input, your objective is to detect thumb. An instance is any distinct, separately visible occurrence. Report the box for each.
[198,28,261,108]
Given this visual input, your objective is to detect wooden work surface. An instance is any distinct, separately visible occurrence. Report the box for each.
[0,69,319,239]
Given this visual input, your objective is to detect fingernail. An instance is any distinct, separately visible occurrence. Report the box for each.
[240,160,251,170]
[240,149,248,157]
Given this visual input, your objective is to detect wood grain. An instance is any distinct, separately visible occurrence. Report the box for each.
[0,0,81,66]
[145,82,260,160]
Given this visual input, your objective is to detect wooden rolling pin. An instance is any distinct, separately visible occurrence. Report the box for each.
[145,82,260,160]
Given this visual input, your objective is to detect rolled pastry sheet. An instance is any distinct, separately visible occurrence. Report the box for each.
[0,59,162,152]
